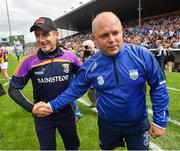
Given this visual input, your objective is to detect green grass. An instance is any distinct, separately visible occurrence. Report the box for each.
[166,72,180,89]
[0,54,180,150]
[147,115,180,150]
[145,71,180,150]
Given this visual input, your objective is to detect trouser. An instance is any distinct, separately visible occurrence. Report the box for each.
[157,59,166,77]
[72,100,82,118]
[34,105,80,150]
[166,61,173,72]
[0,83,6,97]
[98,117,150,150]
[87,88,96,106]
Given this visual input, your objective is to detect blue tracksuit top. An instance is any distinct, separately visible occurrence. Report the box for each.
[50,43,169,128]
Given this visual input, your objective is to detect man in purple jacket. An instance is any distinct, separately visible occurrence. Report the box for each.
[8,17,81,150]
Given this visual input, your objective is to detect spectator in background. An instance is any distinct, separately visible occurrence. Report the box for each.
[166,49,175,72]
[174,36,180,48]
[76,49,84,63]
[0,44,10,84]
[34,12,169,150]
[13,37,21,61]
[82,39,97,62]
[155,40,167,74]
[0,82,6,97]
[83,40,97,108]
[15,48,20,61]
[72,100,82,122]
[8,17,80,150]
[0,44,8,140]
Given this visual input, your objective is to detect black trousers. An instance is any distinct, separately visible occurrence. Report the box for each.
[0,83,6,97]
[34,105,80,150]
[98,117,150,150]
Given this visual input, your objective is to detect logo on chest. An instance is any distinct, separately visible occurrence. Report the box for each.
[34,68,45,75]
[129,69,139,80]
[62,64,70,73]
[97,76,104,85]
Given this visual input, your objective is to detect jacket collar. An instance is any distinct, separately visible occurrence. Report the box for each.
[38,47,64,60]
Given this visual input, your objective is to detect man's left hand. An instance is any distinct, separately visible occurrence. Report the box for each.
[149,124,165,139]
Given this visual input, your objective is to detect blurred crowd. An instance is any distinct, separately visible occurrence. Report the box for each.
[123,14,180,49]
[58,13,180,53]
[22,13,179,71]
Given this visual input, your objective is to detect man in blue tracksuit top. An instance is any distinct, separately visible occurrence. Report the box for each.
[35,12,169,150]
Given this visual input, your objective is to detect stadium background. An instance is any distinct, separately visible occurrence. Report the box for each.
[54,0,180,70]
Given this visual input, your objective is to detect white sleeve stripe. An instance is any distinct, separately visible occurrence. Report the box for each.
[47,102,52,109]
[85,55,101,77]
[159,80,166,85]
[19,90,33,105]
[152,122,166,129]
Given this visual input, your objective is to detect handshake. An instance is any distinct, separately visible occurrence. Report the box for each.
[32,101,53,117]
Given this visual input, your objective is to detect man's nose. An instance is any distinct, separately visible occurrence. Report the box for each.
[38,35,45,42]
[108,34,115,42]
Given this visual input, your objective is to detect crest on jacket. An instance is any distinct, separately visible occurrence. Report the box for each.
[129,69,138,80]
[97,76,104,85]
[62,64,70,73]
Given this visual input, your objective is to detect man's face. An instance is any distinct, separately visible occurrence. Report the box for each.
[92,15,123,56]
[88,43,95,54]
[34,28,59,53]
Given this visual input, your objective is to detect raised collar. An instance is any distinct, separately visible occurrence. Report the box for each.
[38,47,64,60]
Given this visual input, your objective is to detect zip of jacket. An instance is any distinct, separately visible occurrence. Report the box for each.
[112,56,119,84]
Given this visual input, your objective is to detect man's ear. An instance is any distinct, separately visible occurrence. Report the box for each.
[92,34,96,44]
[55,31,59,39]
[92,34,95,41]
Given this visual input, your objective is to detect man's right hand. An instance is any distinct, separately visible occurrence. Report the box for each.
[32,101,53,117]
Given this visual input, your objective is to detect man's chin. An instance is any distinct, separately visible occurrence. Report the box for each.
[108,49,119,56]
[41,49,49,53]
[41,48,51,53]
